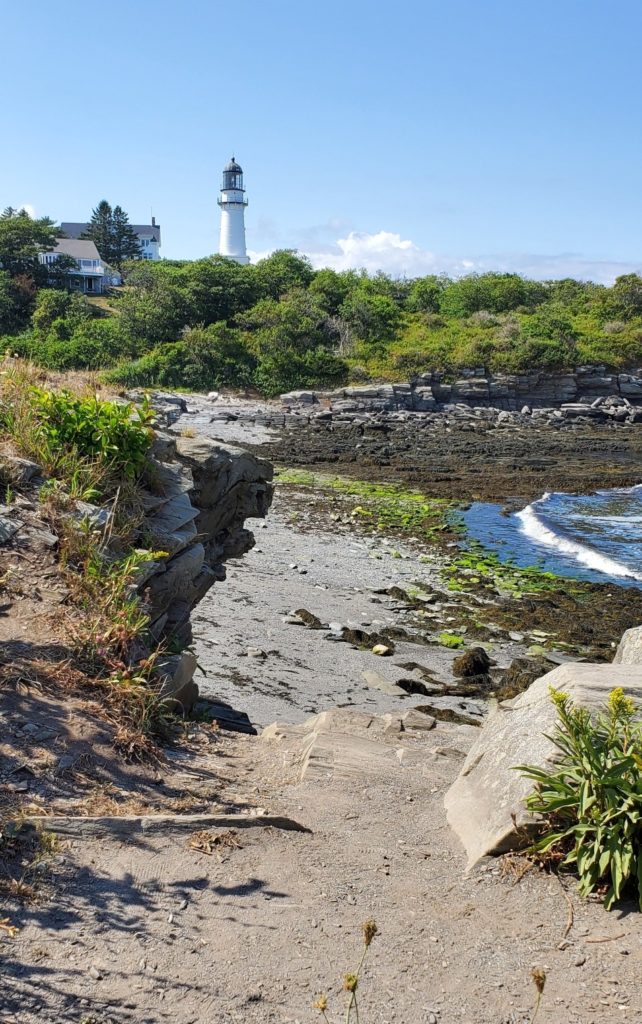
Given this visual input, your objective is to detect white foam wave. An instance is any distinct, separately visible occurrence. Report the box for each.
[516,503,642,581]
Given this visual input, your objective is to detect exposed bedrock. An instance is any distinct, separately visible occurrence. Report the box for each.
[142,430,274,654]
[281,365,642,421]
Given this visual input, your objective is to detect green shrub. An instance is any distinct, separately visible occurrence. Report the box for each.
[106,327,258,392]
[518,687,642,910]
[254,347,348,396]
[106,342,191,389]
[0,375,154,487]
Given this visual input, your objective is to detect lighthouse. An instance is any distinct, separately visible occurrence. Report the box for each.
[217,156,249,264]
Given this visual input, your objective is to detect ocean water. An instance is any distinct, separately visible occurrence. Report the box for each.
[463,485,642,588]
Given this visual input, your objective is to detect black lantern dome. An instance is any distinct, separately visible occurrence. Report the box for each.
[222,156,244,191]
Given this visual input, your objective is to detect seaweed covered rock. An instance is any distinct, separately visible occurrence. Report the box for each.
[494,655,557,701]
[452,647,491,678]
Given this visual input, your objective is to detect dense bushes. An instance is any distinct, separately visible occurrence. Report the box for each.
[3,249,642,394]
[0,365,154,494]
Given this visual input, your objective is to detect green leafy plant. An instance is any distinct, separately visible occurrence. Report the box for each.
[0,367,154,497]
[518,686,642,910]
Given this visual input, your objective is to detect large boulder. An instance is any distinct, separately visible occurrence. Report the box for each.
[444,662,642,868]
[613,625,642,665]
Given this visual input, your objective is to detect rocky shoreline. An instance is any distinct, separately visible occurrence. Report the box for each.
[3,383,642,1024]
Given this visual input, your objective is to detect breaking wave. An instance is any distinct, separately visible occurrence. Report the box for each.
[516,490,642,582]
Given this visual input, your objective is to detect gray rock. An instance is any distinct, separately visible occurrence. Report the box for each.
[444,662,642,867]
[361,670,408,697]
[155,651,199,711]
[247,647,267,659]
[0,514,21,544]
[613,625,642,665]
[401,709,437,731]
[0,454,42,486]
[74,501,111,529]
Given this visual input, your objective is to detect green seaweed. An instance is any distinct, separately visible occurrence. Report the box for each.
[442,542,568,597]
[276,467,463,540]
[437,631,466,649]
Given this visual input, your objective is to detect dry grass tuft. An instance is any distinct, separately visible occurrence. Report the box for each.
[187,829,242,856]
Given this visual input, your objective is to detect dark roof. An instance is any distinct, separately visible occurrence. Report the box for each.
[52,238,101,260]
[59,221,161,244]
[224,157,243,173]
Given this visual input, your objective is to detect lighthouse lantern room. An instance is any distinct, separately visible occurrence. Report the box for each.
[217,156,249,264]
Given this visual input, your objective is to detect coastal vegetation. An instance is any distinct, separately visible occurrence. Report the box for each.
[519,687,642,910]
[2,215,642,395]
[0,362,169,752]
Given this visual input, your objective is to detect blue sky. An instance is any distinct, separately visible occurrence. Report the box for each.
[3,0,641,281]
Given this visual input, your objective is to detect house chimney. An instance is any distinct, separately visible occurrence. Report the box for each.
[151,216,156,227]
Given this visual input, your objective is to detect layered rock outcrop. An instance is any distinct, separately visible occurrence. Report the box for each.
[0,392,274,712]
[281,365,642,419]
[142,430,273,650]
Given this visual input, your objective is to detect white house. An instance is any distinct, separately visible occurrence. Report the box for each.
[39,239,121,294]
[59,217,162,261]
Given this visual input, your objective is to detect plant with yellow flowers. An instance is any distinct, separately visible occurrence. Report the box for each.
[518,686,642,909]
[313,919,378,1022]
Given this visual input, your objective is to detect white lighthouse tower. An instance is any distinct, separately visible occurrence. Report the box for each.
[217,156,249,264]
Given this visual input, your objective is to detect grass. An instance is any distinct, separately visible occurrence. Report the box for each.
[0,359,155,500]
[0,359,177,758]
[276,467,462,540]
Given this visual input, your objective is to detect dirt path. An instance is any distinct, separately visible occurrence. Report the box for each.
[5,714,642,1024]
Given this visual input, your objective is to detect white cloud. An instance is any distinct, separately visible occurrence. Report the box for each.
[250,228,642,285]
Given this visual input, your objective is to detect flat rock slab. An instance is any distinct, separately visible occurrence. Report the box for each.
[361,670,409,697]
[444,662,642,868]
[299,729,402,781]
[24,812,310,838]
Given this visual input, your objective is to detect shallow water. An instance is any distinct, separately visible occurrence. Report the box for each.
[464,485,642,588]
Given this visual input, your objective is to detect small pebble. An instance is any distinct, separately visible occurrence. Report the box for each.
[574,954,586,967]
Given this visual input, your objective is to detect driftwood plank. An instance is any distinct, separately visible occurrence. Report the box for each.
[25,813,311,838]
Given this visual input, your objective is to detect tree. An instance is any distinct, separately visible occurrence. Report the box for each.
[440,273,546,317]
[82,201,114,263]
[182,323,257,389]
[182,256,258,324]
[611,274,642,317]
[253,250,314,299]
[339,289,401,347]
[83,201,141,268]
[0,207,58,280]
[32,289,90,337]
[406,275,448,313]
[238,288,335,354]
[111,206,141,268]
[0,270,38,333]
[117,281,187,351]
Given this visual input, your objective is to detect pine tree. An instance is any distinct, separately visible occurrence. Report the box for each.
[82,200,114,263]
[111,205,141,269]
